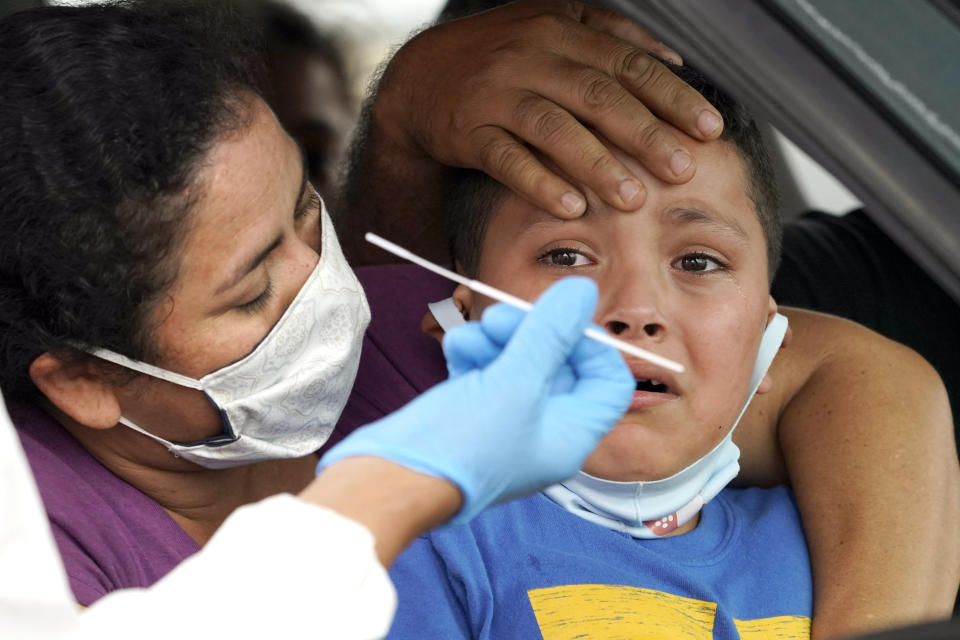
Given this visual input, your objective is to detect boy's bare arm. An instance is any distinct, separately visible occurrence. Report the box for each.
[736,308,960,638]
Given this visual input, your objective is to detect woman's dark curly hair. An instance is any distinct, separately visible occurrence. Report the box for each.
[0,0,266,398]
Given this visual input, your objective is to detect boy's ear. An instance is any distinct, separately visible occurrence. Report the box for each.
[756,296,785,395]
[767,295,791,348]
[420,287,474,345]
[420,310,444,344]
[756,373,774,395]
[766,295,778,323]
[451,284,474,321]
[29,353,122,429]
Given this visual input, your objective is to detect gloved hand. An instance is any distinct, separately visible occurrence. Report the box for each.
[319,277,633,523]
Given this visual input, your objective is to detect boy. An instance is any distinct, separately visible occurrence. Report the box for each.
[386,65,811,639]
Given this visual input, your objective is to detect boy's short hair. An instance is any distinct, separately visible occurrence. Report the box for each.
[446,63,782,281]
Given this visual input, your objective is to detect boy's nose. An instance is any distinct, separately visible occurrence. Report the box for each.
[606,319,665,339]
[598,277,667,341]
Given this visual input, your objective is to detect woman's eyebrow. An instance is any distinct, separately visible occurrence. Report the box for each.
[216,235,283,295]
[666,206,749,242]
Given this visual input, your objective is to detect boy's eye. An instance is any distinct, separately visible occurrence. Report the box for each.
[538,247,593,268]
[674,253,726,273]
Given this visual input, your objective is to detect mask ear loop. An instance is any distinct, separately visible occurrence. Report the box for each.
[83,347,204,390]
[115,416,184,457]
[73,345,219,456]
[729,312,789,431]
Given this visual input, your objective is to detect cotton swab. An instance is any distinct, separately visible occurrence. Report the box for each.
[365,232,684,374]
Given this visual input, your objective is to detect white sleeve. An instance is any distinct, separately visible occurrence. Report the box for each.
[0,393,80,637]
[0,394,397,639]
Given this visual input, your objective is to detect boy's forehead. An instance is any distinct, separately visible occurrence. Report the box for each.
[609,134,748,198]
[491,190,754,252]
[492,138,758,239]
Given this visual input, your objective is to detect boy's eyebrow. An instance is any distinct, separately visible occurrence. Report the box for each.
[517,196,599,237]
[666,207,749,241]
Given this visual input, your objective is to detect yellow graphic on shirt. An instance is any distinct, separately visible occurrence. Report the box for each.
[734,615,810,638]
[528,584,715,639]
[528,584,810,639]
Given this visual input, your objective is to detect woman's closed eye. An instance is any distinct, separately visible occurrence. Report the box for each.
[237,279,274,313]
[673,252,728,274]
[537,247,595,268]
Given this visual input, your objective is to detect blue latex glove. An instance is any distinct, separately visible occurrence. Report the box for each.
[319,277,633,523]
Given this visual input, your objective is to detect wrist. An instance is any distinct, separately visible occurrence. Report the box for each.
[347,93,453,263]
[301,456,462,566]
[368,47,430,160]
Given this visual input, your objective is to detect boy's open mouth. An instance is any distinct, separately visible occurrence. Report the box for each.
[635,378,669,393]
[626,361,679,402]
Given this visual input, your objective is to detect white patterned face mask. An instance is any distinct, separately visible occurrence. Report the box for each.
[85,202,370,469]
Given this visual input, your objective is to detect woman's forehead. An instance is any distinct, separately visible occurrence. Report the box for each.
[177,99,302,280]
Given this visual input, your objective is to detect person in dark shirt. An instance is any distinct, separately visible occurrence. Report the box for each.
[774,209,960,435]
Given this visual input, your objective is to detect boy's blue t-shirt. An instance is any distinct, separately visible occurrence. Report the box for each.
[388,486,811,640]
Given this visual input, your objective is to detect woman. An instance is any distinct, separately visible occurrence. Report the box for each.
[0,1,955,636]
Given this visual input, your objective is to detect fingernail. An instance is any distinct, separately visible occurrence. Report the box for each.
[619,179,643,205]
[670,149,692,177]
[697,110,722,137]
[660,45,682,65]
[561,191,585,215]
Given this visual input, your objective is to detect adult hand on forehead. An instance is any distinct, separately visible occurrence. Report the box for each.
[375,0,722,218]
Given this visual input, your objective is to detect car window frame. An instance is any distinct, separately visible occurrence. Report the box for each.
[604,0,960,304]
